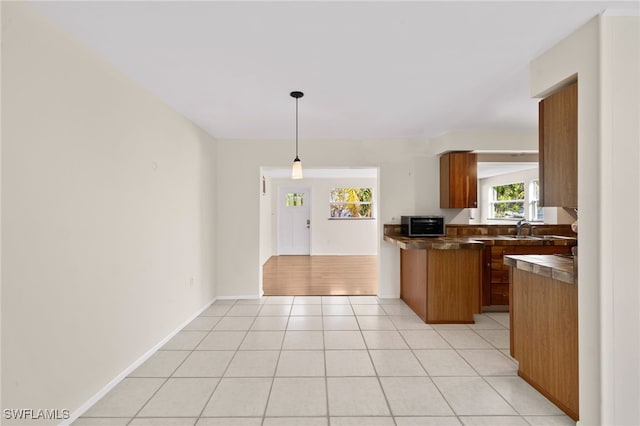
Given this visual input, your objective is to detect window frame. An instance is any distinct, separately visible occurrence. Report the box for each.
[488,182,526,221]
[529,179,544,222]
[329,187,374,220]
[487,179,544,222]
[285,192,305,207]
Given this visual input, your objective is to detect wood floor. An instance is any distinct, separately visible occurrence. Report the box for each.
[263,255,378,296]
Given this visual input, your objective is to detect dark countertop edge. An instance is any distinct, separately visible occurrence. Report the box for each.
[383,234,577,250]
[504,255,576,285]
[383,235,485,250]
[466,238,576,247]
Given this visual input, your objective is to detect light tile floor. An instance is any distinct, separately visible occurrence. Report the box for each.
[74,297,576,426]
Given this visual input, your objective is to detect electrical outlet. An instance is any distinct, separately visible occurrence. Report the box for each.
[189,277,195,287]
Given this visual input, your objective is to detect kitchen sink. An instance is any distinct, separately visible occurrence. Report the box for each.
[501,235,576,241]
[540,235,575,240]
[554,253,575,259]
[502,235,543,240]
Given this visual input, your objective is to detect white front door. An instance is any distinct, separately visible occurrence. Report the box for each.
[277,187,311,255]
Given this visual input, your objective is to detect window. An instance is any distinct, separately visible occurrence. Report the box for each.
[530,180,544,221]
[490,182,525,220]
[329,188,373,219]
[285,193,304,207]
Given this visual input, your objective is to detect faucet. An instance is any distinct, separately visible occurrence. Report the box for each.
[516,220,533,237]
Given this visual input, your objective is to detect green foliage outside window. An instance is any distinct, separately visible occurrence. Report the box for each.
[286,193,304,207]
[492,183,525,219]
[330,188,373,218]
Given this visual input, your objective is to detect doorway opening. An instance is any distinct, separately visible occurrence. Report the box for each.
[259,167,379,296]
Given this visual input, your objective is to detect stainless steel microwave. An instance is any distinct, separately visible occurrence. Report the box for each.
[401,216,446,237]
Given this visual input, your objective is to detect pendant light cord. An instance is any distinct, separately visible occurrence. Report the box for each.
[295,97,299,159]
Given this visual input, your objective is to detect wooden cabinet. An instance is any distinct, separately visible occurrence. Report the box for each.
[482,245,572,307]
[539,81,578,207]
[511,267,579,420]
[483,246,517,306]
[440,152,478,208]
[401,248,481,323]
[400,249,427,320]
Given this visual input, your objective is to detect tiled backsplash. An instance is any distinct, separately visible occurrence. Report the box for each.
[384,223,577,238]
[444,223,576,237]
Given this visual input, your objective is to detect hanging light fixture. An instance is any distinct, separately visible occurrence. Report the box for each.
[290,91,304,179]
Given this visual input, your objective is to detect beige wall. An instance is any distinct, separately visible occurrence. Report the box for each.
[1,3,217,423]
[600,14,640,426]
[531,14,640,425]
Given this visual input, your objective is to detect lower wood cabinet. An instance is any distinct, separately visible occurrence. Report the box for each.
[482,245,572,307]
[510,267,579,420]
[401,248,481,323]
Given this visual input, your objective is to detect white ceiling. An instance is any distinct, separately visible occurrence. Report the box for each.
[31,1,638,140]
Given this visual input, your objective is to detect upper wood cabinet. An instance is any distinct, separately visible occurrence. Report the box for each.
[440,152,478,208]
[539,81,578,207]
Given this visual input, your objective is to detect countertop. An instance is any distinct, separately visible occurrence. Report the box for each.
[383,235,485,250]
[383,233,577,251]
[503,254,576,284]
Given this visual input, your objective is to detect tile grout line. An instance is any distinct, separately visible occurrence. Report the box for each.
[321,300,331,426]
[392,311,459,424]
[193,299,249,423]
[123,299,239,425]
[259,296,293,425]
[357,299,398,425]
[431,315,531,423]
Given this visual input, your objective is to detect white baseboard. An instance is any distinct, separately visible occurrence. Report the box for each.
[60,297,216,426]
[378,293,401,299]
[216,295,262,300]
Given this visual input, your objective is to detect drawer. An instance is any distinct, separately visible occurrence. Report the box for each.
[491,248,518,263]
[491,270,509,284]
[491,283,509,305]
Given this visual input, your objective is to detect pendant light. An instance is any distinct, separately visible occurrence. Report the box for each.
[290,91,304,179]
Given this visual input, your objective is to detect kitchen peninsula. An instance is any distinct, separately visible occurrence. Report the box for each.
[504,254,579,421]
[384,224,577,323]
[384,230,483,323]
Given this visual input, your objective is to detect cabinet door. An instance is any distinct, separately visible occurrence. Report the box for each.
[400,249,427,321]
[440,152,478,208]
[482,247,492,306]
[491,283,510,305]
[539,81,577,207]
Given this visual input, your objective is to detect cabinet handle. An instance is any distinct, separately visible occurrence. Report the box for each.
[466,176,469,207]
